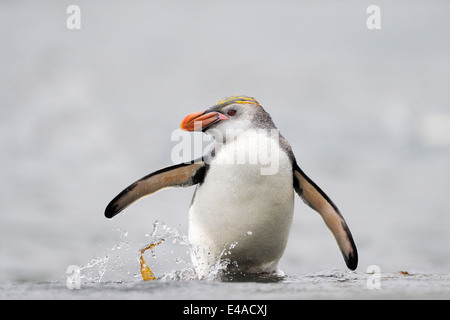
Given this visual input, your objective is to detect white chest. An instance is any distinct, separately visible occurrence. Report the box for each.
[188,132,295,275]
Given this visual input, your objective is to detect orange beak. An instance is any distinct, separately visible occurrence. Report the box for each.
[180,110,228,131]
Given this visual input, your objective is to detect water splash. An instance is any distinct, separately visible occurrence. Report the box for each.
[142,222,252,281]
[70,221,268,283]
[71,228,133,284]
[141,220,199,281]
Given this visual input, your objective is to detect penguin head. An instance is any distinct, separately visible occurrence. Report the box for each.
[180,96,276,139]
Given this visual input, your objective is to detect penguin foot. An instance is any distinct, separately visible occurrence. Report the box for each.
[139,241,163,281]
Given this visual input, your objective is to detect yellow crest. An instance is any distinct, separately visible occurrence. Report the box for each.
[212,96,261,110]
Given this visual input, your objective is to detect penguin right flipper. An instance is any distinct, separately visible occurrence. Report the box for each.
[293,162,358,270]
[105,161,206,219]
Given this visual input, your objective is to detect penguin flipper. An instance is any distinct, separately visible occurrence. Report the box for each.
[293,163,358,270]
[105,161,206,219]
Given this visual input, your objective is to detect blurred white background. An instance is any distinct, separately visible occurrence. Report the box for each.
[0,1,449,283]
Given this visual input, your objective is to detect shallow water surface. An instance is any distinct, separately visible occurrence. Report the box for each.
[1,271,449,300]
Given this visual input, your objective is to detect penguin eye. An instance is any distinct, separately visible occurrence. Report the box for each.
[227,110,237,116]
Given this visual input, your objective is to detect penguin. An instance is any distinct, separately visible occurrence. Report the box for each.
[105,96,358,278]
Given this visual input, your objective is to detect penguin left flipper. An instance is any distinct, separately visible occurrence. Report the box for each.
[293,162,358,270]
[105,161,206,219]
